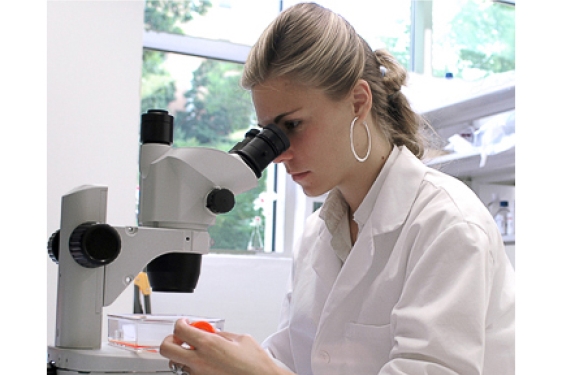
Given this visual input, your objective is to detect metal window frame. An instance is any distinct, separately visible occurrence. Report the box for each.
[143,30,250,64]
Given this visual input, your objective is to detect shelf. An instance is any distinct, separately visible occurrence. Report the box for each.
[503,234,515,245]
[425,146,515,183]
[415,75,516,183]
[420,82,515,140]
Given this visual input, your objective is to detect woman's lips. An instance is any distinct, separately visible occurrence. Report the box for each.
[290,171,310,182]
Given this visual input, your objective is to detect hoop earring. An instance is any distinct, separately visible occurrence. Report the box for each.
[350,117,371,162]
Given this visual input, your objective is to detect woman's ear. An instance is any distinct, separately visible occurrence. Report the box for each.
[352,79,372,121]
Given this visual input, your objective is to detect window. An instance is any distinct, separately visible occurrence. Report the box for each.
[145,0,279,46]
[431,0,515,81]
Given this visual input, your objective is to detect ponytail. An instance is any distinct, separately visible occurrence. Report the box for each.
[365,48,432,159]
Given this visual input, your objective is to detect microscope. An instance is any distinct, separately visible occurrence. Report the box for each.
[47,110,289,374]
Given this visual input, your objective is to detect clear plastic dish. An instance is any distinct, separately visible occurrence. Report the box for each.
[108,314,225,352]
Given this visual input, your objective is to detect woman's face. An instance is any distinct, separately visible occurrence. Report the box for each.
[252,77,360,197]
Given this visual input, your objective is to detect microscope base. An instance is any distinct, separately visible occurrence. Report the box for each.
[48,343,170,374]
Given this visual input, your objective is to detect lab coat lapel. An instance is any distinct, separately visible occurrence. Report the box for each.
[310,224,341,290]
[320,221,376,319]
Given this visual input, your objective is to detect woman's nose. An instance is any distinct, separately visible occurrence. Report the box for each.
[273,147,292,164]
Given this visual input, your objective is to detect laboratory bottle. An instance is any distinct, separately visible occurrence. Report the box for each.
[506,206,515,235]
[247,216,264,251]
[494,201,510,235]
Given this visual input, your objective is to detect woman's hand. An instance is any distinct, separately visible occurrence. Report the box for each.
[160,318,292,375]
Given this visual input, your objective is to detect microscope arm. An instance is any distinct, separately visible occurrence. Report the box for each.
[52,180,218,349]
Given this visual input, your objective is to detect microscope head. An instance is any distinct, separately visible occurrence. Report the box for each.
[139,110,289,292]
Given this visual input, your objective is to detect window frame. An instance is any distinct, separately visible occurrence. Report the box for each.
[143,30,250,64]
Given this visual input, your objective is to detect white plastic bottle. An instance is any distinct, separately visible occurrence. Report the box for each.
[494,201,510,235]
[505,206,515,235]
[247,216,264,251]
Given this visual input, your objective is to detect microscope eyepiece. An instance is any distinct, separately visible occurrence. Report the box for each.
[230,123,290,178]
[141,109,174,145]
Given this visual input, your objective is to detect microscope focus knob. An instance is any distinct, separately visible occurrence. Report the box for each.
[47,230,61,264]
[206,188,235,214]
[69,222,121,268]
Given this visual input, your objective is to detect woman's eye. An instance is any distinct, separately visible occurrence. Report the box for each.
[284,120,301,131]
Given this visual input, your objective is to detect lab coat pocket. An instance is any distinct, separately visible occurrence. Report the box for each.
[343,322,392,374]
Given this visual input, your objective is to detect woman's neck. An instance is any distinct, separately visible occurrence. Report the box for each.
[340,142,392,215]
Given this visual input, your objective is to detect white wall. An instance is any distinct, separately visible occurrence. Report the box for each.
[151,254,291,343]
[47,0,145,345]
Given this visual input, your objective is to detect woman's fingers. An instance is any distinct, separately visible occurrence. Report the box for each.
[216,330,242,341]
[160,334,195,365]
[160,319,225,366]
[159,319,286,375]
[172,318,216,349]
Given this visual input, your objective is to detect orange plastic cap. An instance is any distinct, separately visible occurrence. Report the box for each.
[189,320,216,333]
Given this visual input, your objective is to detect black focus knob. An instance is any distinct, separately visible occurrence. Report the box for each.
[69,222,121,268]
[206,188,235,214]
[47,230,61,264]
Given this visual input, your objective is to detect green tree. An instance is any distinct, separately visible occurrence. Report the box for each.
[144,0,212,34]
[453,1,515,75]
[209,174,267,251]
[141,0,212,116]
[141,50,176,114]
[174,60,254,146]
[435,0,515,78]
[380,22,411,72]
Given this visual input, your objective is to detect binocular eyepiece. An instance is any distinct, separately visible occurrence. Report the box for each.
[229,123,290,178]
[140,109,290,178]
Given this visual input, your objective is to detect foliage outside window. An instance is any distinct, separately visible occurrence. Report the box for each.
[432,0,515,80]
[143,0,212,34]
[144,0,279,46]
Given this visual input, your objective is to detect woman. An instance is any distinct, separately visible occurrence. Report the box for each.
[160,3,515,374]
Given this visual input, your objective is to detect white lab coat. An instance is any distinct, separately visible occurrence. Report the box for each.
[263,146,515,375]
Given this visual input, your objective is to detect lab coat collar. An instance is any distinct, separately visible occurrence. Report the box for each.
[354,145,400,233]
[368,145,426,235]
[318,189,352,263]
[319,145,425,239]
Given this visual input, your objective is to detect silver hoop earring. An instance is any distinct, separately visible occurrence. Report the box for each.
[350,117,371,162]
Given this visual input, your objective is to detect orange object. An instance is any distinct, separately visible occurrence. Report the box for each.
[134,272,151,296]
[108,339,158,353]
[189,320,216,333]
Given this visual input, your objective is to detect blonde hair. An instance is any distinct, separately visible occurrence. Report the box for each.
[241,2,431,159]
